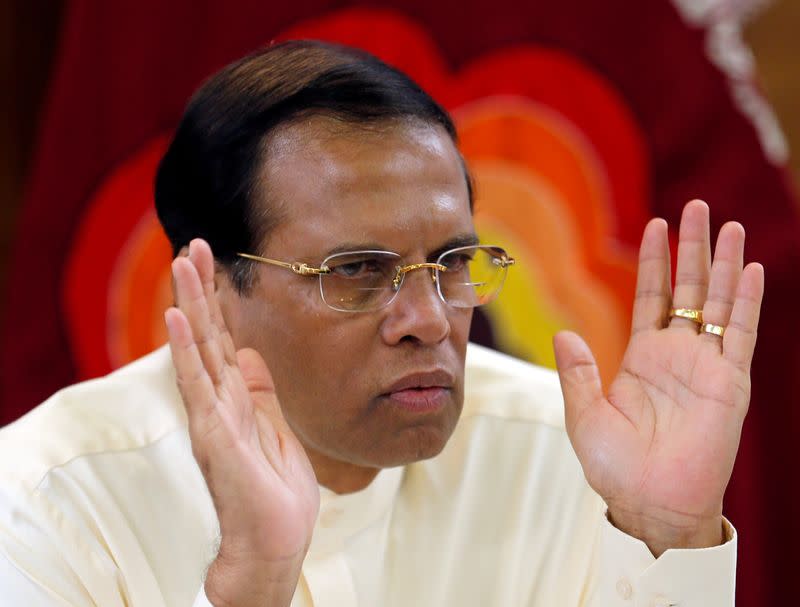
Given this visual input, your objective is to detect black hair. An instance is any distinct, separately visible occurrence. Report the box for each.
[154,40,472,292]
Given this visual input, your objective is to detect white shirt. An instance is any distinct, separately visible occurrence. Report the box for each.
[0,344,735,606]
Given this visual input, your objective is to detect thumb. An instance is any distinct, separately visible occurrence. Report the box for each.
[553,331,604,433]
[237,347,291,433]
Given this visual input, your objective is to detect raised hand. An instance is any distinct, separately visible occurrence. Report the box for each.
[553,200,764,556]
[165,239,319,607]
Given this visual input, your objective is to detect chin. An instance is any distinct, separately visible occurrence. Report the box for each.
[368,422,454,467]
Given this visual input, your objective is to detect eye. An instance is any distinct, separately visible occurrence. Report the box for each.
[329,257,386,278]
[440,252,474,271]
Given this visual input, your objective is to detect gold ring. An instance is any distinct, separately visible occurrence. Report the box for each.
[701,323,725,337]
[670,308,703,324]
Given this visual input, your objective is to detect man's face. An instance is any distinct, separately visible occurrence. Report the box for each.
[219,117,474,487]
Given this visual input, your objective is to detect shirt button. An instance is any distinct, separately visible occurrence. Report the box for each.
[615,578,633,600]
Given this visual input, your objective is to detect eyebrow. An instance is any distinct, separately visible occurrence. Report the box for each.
[323,233,480,259]
[428,233,481,260]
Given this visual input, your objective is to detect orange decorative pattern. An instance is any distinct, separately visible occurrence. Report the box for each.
[62,136,172,377]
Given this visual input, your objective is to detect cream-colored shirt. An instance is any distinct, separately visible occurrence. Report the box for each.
[0,344,735,607]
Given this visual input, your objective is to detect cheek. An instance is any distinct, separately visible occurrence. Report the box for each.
[228,279,314,364]
[449,307,474,345]
[229,276,471,405]
[233,280,376,390]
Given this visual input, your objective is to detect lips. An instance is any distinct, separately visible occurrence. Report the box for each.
[380,370,455,413]
[384,370,454,395]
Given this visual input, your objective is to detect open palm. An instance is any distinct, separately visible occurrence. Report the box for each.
[166,240,319,604]
[554,201,763,554]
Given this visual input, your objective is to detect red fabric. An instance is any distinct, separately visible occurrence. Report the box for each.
[2,2,799,604]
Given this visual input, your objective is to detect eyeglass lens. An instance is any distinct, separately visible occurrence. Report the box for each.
[319,247,509,312]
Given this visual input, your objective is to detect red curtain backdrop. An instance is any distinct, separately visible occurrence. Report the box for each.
[2,2,799,605]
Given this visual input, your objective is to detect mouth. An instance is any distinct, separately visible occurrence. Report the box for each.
[381,371,454,413]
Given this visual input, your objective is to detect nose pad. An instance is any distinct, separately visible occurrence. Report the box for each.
[392,267,404,291]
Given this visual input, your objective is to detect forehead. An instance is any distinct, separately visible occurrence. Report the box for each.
[256,116,473,257]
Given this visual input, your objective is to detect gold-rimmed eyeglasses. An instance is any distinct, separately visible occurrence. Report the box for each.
[237,245,515,313]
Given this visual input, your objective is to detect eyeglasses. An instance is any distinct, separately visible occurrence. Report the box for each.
[237,245,515,313]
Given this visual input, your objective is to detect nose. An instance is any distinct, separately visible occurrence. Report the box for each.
[380,264,450,346]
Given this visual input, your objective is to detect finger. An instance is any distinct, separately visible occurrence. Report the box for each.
[723,262,764,373]
[669,200,711,331]
[173,255,226,384]
[165,307,217,422]
[189,239,238,366]
[631,218,671,333]
[169,310,281,485]
[701,222,744,347]
[553,331,603,435]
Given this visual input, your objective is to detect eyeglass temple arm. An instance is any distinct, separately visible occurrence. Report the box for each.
[236,253,329,276]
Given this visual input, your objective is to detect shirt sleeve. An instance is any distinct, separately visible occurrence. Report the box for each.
[0,485,145,607]
[0,552,60,607]
[588,514,736,606]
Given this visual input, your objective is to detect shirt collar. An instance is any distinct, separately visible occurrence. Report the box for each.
[309,465,405,556]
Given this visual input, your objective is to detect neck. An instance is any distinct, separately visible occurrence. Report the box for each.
[306,448,381,494]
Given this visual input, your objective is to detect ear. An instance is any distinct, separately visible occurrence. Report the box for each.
[214,262,243,334]
[178,241,229,296]
[214,262,235,297]
[171,244,225,301]
[214,260,241,308]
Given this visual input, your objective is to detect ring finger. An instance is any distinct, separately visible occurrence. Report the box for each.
[701,221,745,346]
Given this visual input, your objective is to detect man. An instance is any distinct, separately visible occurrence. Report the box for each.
[0,41,762,606]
